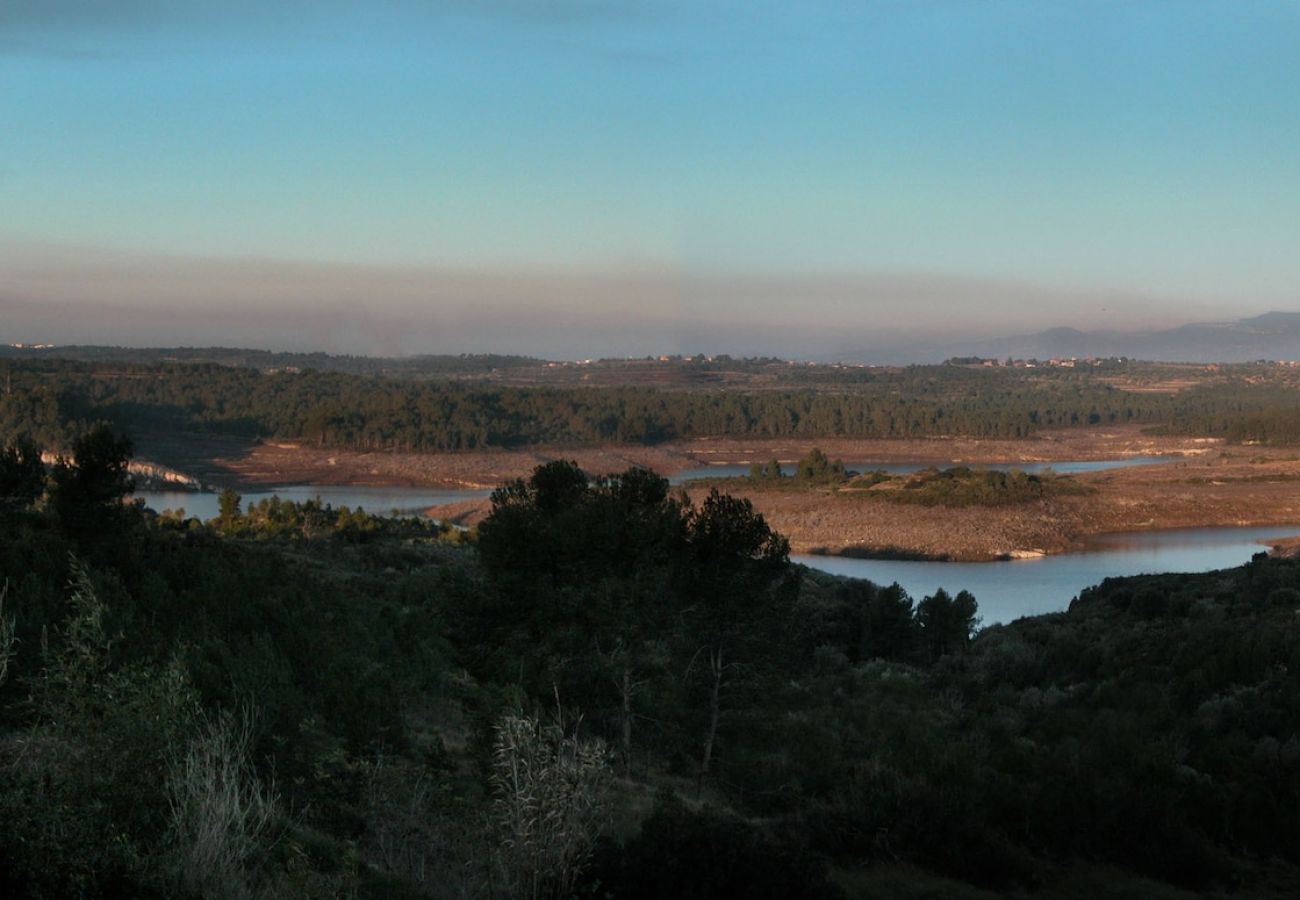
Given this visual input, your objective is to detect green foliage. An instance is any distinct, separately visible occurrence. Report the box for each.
[0,559,200,896]
[48,424,135,538]
[166,708,281,899]
[474,464,796,781]
[796,447,847,482]
[686,488,789,564]
[742,448,849,488]
[915,588,980,661]
[207,493,446,543]
[3,443,1300,897]
[857,582,922,662]
[218,487,242,523]
[882,466,1089,507]
[0,484,477,896]
[784,559,1300,891]
[4,357,1270,454]
[490,710,611,899]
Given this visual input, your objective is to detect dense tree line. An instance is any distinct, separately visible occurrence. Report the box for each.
[1160,388,1300,443]
[0,359,1239,453]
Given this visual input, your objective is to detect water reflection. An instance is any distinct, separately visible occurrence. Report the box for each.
[138,485,490,521]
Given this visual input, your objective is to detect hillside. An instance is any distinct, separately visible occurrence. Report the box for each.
[856,311,1300,364]
[1,443,1298,897]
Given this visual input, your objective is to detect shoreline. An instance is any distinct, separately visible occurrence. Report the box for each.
[807,525,1300,564]
[134,425,1219,491]
[131,428,1300,562]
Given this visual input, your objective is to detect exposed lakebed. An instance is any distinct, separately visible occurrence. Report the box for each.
[138,454,1295,625]
[139,454,1176,518]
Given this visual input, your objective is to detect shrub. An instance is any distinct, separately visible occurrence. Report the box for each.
[490,710,611,899]
[166,709,280,900]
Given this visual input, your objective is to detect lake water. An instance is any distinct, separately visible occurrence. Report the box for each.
[138,457,1294,628]
[141,455,1178,516]
[797,524,1300,627]
[138,485,491,521]
[668,454,1182,484]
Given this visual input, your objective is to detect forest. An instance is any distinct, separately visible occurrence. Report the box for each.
[8,358,1300,454]
[1,426,1298,897]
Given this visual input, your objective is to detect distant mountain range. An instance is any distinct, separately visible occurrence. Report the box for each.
[9,312,1300,368]
[854,312,1300,364]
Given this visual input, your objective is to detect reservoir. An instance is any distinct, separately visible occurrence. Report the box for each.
[139,455,1178,516]
[797,524,1300,627]
[138,456,1295,627]
[138,485,491,521]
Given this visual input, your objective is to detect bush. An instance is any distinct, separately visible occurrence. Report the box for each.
[166,709,280,900]
[490,710,611,899]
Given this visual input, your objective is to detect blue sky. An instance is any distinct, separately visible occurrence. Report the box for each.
[3,1,1299,357]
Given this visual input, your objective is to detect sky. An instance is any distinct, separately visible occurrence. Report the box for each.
[2,0,1299,359]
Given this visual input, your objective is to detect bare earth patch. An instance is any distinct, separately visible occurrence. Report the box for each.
[733,449,1300,560]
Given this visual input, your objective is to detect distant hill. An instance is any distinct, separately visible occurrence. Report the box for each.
[11,313,1300,368]
[851,312,1300,364]
[0,344,543,377]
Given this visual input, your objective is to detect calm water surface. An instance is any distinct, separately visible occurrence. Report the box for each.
[139,485,490,521]
[797,524,1300,626]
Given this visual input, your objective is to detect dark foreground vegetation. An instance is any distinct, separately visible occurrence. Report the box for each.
[10,357,1300,453]
[2,428,1299,897]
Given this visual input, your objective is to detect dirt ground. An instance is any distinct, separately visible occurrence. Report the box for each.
[135,427,1300,561]
[728,450,1300,560]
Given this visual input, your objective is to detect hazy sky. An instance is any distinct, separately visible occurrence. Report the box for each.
[3,1,1298,358]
